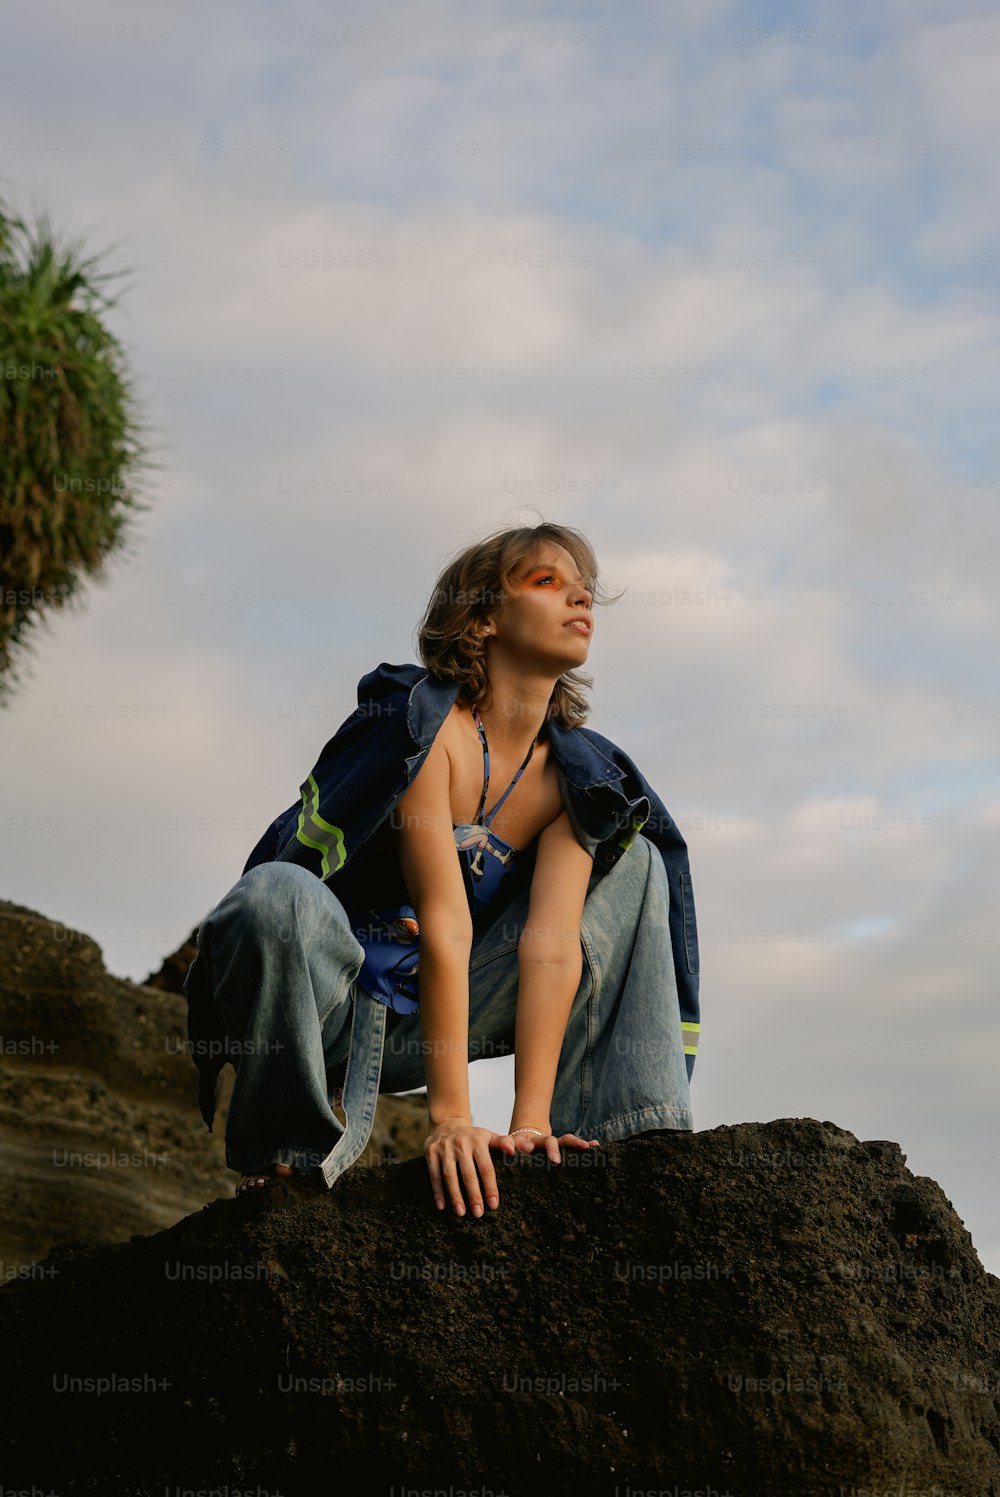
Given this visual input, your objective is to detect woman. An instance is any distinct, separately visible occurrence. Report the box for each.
[184,521,700,1218]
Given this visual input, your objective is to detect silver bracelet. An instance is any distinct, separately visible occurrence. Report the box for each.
[510,1127,547,1138]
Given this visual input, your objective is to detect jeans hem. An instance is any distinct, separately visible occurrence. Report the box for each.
[226,1144,339,1174]
[593,1103,693,1141]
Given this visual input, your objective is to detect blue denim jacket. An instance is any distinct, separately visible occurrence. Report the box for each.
[185,661,701,1127]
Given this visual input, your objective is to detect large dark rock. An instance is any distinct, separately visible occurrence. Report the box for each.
[2,1117,999,1494]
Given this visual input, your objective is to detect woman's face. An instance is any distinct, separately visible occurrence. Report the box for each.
[485,543,594,671]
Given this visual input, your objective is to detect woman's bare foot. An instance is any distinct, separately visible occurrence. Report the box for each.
[236,1162,295,1195]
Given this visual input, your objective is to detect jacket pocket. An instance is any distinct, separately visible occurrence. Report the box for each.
[679,870,700,975]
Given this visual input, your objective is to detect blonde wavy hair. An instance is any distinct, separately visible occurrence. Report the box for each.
[415,520,623,730]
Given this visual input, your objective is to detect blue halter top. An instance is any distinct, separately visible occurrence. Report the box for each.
[352,706,537,1014]
[452,705,536,915]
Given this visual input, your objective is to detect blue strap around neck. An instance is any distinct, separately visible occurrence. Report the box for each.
[472,706,536,826]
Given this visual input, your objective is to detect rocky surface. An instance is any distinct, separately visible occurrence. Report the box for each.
[4,899,1000,1493]
[2,1116,1000,1494]
[0,899,427,1273]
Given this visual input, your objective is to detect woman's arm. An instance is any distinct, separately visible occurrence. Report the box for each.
[510,808,595,1132]
[393,730,474,1123]
[394,731,518,1216]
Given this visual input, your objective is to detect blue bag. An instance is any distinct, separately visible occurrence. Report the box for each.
[352,904,421,1015]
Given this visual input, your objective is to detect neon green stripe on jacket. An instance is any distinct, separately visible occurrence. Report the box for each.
[296,772,347,879]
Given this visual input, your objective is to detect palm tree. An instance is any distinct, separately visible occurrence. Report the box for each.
[0,186,155,708]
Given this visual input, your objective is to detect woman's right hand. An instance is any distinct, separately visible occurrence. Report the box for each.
[424,1117,516,1218]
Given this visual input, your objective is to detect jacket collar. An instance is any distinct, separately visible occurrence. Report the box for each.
[405,666,625,792]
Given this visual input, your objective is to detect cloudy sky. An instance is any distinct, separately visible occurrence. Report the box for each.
[3,0,999,1267]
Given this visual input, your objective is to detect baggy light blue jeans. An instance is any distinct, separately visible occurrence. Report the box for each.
[193,830,693,1186]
